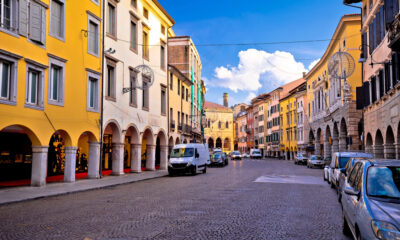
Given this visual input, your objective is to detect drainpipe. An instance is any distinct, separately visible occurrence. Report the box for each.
[99,0,106,178]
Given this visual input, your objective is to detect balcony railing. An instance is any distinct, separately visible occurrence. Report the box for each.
[170,121,175,130]
[178,124,183,131]
[184,124,192,134]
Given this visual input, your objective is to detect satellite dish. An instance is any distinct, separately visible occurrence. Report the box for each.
[328,51,355,79]
[123,65,154,93]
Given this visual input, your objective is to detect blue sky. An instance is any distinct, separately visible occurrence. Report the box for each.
[158,0,362,106]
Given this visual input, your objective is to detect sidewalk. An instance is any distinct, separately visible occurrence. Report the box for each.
[0,170,168,205]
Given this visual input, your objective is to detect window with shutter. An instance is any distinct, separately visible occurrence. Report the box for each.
[393,52,399,87]
[25,63,45,110]
[129,69,137,107]
[385,0,395,26]
[19,0,28,36]
[50,0,64,40]
[378,70,384,98]
[87,13,99,56]
[86,71,99,112]
[385,62,391,93]
[369,23,374,55]
[371,76,377,103]
[29,2,42,42]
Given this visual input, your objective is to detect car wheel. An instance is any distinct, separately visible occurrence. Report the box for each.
[342,211,351,236]
[330,180,335,189]
[202,165,207,174]
[191,166,197,176]
[338,192,342,203]
[168,170,174,177]
[323,173,326,181]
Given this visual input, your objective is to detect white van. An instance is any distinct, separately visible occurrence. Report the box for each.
[250,149,262,159]
[168,144,209,176]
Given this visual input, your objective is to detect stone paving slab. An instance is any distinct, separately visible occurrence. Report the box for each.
[0,171,168,205]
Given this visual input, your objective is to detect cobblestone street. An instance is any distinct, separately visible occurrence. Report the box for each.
[0,159,350,240]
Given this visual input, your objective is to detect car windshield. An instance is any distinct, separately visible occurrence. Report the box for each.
[311,156,322,160]
[214,153,223,158]
[339,157,351,168]
[367,166,400,199]
[232,151,240,155]
[170,148,194,158]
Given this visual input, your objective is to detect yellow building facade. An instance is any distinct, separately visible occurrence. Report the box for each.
[204,101,234,153]
[0,0,102,186]
[168,65,194,150]
[280,93,298,160]
[305,14,362,157]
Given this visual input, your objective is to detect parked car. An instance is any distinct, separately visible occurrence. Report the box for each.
[307,155,324,168]
[211,152,228,167]
[213,148,222,153]
[242,153,250,158]
[323,164,330,182]
[323,156,331,166]
[295,153,308,165]
[250,149,262,159]
[168,144,208,176]
[329,152,373,189]
[231,151,242,160]
[341,160,400,240]
[337,157,371,202]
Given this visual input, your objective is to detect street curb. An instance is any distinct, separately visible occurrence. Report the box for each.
[0,172,168,206]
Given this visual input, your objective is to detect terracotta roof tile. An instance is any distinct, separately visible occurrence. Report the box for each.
[204,101,230,110]
[280,78,306,100]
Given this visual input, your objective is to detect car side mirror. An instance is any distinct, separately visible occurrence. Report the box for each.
[195,153,200,158]
[344,187,360,197]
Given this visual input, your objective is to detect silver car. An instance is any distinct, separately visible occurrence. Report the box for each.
[307,155,324,168]
[341,160,400,240]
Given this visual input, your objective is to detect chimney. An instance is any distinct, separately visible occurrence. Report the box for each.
[223,93,229,107]
[302,72,306,78]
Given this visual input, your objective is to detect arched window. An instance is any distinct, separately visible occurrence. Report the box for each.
[225,121,229,128]
[218,121,221,129]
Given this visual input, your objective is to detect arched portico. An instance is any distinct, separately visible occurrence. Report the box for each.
[374,129,384,158]
[77,131,99,180]
[366,133,373,154]
[324,125,332,158]
[339,118,348,152]
[47,130,74,182]
[216,138,222,149]
[332,122,339,154]
[224,138,231,151]
[103,121,123,176]
[384,126,395,159]
[208,138,214,150]
[141,128,155,171]
[125,125,141,173]
[155,130,168,170]
[0,125,42,187]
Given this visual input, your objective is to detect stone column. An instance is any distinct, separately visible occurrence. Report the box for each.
[64,147,78,182]
[112,142,124,175]
[339,137,347,152]
[146,145,156,171]
[373,145,384,158]
[31,146,49,187]
[130,144,142,173]
[332,137,339,154]
[315,142,321,156]
[160,145,169,170]
[384,144,396,159]
[365,145,373,155]
[324,141,331,158]
[88,142,100,179]
[396,144,400,160]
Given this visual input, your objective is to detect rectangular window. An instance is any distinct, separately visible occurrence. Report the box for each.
[0,0,16,31]
[186,88,188,102]
[161,87,166,115]
[107,2,116,37]
[160,42,166,70]
[0,61,11,100]
[131,0,137,8]
[143,7,148,19]
[50,0,65,40]
[27,70,38,104]
[169,72,173,90]
[161,25,165,35]
[88,15,99,56]
[178,79,180,95]
[130,20,137,52]
[129,69,137,107]
[106,64,116,100]
[49,65,61,102]
[142,30,149,59]
[87,71,99,112]
[181,86,184,99]
[0,53,18,105]
[142,75,150,110]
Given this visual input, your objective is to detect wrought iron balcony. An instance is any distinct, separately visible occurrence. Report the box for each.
[178,124,183,131]
[389,13,400,51]
[170,121,175,130]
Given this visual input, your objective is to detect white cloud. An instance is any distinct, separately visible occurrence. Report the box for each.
[308,58,321,71]
[244,92,257,104]
[212,49,307,92]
